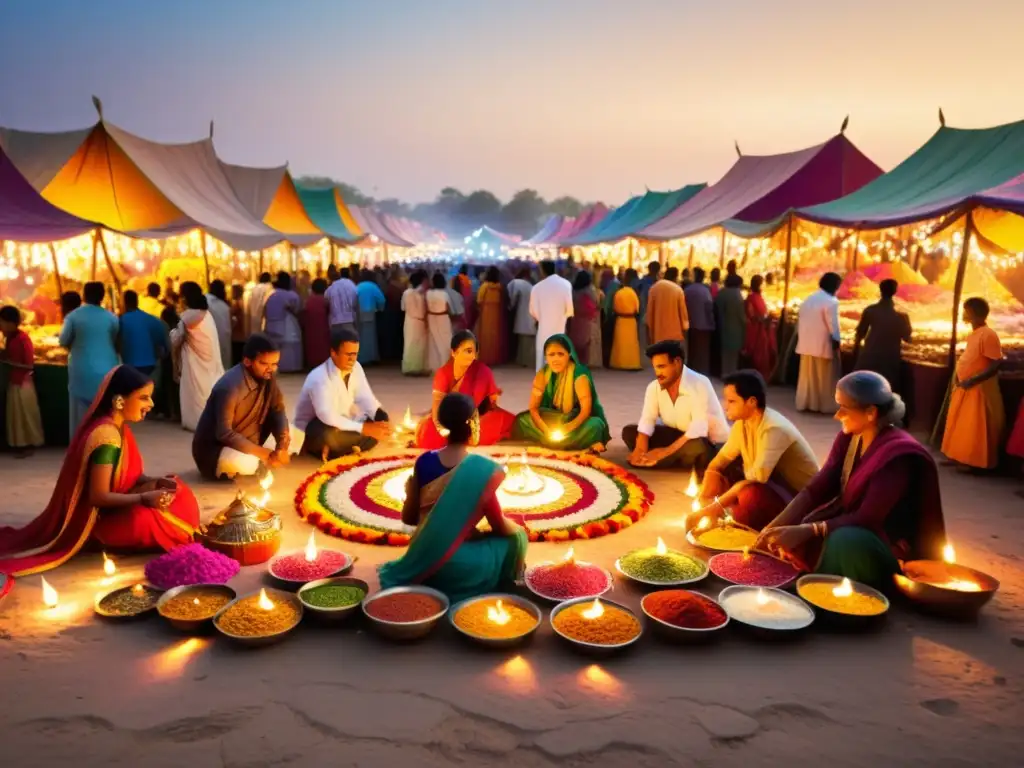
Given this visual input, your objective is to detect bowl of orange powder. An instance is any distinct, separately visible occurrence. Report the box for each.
[549,596,643,654]
[449,593,542,649]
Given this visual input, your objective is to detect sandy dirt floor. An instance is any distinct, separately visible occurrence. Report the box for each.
[1,366,1022,768]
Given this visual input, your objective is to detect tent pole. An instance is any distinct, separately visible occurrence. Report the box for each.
[719,229,727,268]
[947,212,975,373]
[850,230,861,272]
[687,244,694,270]
[628,238,636,270]
[97,229,122,310]
[201,232,211,289]
[657,243,665,268]
[48,243,64,297]
[383,243,390,266]
[90,228,100,280]
[258,249,265,275]
[778,214,794,348]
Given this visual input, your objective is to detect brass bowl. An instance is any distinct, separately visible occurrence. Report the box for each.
[894,560,999,619]
[94,584,163,620]
[523,561,612,602]
[156,584,237,633]
[448,593,542,649]
[795,575,889,631]
[614,551,709,588]
[199,491,283,566]
[362,586,449,642]
[297,577,369,623]
[213,589,304,647]
[549,597,643,655]
[685,524,759,553]
[640,589,729,644]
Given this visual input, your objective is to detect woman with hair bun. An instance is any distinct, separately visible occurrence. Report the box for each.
[754,371,946,589]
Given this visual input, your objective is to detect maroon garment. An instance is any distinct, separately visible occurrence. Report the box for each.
[3,330,33,386]
[301,294,331,369]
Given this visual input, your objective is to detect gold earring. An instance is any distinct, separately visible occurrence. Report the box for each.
[112,395,125,411]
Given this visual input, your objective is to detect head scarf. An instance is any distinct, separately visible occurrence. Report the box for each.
[540,334,607,426]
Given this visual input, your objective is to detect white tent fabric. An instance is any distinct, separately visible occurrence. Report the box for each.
[220,161,323,247]
[0,126,93,192]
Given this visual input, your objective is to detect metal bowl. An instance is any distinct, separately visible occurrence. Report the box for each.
[708,551,800,590]
[795,575,889,631]
[718,585,815,640]
[94,584,163,620]
[297,577,369,623]
[362,585,450,641]
[266,549,354,589]
[685,525,759,553]
[549,597,643,655]
[894,560,999,620]
[213,589,304,647]
[156,584,238,632]
[640,589,729,644]
[523,561,612,602]
[448,593,542,649]
[614,550,708,588]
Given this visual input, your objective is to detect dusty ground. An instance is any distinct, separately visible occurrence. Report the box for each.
[1,366,1022,768]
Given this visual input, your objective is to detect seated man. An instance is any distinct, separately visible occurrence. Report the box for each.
[293,327,391,460]
[695,370,819,530]
[623,340,729,473]
[192,333,291,480]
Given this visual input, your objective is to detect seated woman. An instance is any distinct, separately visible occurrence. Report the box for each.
[752,371,946,590]
[379,393,528,603]
[414,330,515,449]
[512,333,611,452]
[0,365,200,577]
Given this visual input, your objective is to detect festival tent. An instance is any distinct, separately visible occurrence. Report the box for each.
[522,214,564,246]
[568,185,706,245]
[348,206,415,247]
[638,132,882,241]
[0,144,96,242]
[522,203,613,247]
[219,161,324,246]
[295,186,364,244]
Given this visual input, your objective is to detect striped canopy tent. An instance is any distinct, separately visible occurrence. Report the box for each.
[522,203,612,247]
[522,214,564,246]
[348,205,415,247]
[568,186,706,245]
[219,158,324,247]
[294,185,365,244]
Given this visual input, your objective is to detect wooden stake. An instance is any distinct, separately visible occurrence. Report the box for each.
[90,228,100,280]
[778,214,794,346]
[850,230,861,272]
[947,213,975,372]
[48,243,64,296]
[201,232,211,289]
[719,228,727,268]
[97,229,122,309]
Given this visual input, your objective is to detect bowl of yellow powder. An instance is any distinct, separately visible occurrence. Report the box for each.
[687,523,759,553]
[213,588,304,647]
[796,575,889,630]
[449,594,542,649]
[549,597,643,655]
[157,584,237,632]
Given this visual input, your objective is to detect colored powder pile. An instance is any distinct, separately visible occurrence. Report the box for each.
[216,594,301,636]
[526,561,609,600]
[720,588,813,630]
[619,548,705,583]
[98,586,162,616]
[145,543,240,590]
[553,602,641,645]
[798,582,887,616]
[300,584,366,609]
[271,550,350,582]
[365,593,444,623]
[710,552,799,587]
[159,588,233,621]
[453,599,538,639]
[696,526,758,551]
[643,590,727,629]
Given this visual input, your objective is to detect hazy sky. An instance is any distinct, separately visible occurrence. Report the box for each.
[1,0,1021,205]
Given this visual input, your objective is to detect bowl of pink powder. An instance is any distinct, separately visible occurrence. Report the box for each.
[524,557,611,602]
[144,543,241,591]
[267,548,353,588]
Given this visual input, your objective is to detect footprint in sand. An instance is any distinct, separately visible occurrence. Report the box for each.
[920,698,960,717]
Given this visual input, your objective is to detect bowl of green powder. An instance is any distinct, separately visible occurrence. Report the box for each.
[615,538,709,587]
[297,577,369,622]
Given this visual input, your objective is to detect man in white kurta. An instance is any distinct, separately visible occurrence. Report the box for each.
[795,273,842,414]
[246,273,273,335]
[507,269,537,368]
[529,260,574,371]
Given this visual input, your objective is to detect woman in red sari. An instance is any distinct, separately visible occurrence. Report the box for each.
[569,271,601,367]
[301,278,331,369]
[0,365,200,578]
[415,330,515,449]
[474,266,508,365]
[742,274,777,381]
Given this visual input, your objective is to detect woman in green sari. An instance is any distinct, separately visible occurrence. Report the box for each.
[378,393,528,603]
[512,333,611,452]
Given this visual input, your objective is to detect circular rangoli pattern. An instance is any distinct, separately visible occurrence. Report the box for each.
[294,448,654,546]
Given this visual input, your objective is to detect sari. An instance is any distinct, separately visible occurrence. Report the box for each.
[378,452,527,603]
[263,290,303,372]
[414,360,515,448]
[512,334,611,450]
[425,289,453,371]
[742,291,777,381]
[569,287,601,367]
[301,293,331,369]
[609,286,641,370]
[474,282,508,365]
[0,367,199,577]
[941,325,1005,469]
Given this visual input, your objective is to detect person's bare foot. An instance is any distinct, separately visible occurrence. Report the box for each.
[587,442,606,454]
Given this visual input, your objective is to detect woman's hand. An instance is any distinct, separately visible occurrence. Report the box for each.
[141,489,174,510]
[686,499,726,532]
[754,525,813,559]
[155,476,177,491]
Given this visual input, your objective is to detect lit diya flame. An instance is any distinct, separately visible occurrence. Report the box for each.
[402,406,416,430]
[257,470,274,507]
[102,552,116,577]
[581,598,605,620]
[685,470,698,498]
[487,599,511,626]
[943,543,956,564]
[832,577,854,598]
[691,498,701,513]
[258,588,275,611]
[304,531,318,563]
[550,429,565,443]
[655,537,667,556]
[742,546,751,561]
[696,516,711,531]
[563,546,576,564]
[40,576,59,608]
[193,598,201,606]
[755,588,770,606]
[132,583,146,597]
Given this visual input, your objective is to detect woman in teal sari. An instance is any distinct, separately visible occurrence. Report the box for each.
[378,393,528,603]
[512,333,611,452]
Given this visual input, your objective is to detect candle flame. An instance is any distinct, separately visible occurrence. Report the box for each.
[259,471,274,491]
[304,531,318,563]
[102,552,116,577]
[487,599,511,625]
[132,583,146,596]
[40,576,58,608]
[943,543,956,564]
[685,470,698,498]
[832,578,854,598]
[655,537,667,555]
[193,597,200,605]
[258,588,275,611]
[756,588,770,606]
[550,429,565,442]
[691,498,701,513]
[697,516,710,531]
[562,546,575,563]
[581,598,604,620]
[402,406,416,429]
[742,546,751,561]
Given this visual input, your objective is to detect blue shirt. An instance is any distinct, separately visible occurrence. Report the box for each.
[118,309,168,370]
[59,304,120,401]
[356,281,386,314]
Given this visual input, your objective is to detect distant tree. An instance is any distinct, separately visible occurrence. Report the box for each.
[501,189,548,236]
[458,190,503,223]
[375,198,412,216]
[548,196,585,218]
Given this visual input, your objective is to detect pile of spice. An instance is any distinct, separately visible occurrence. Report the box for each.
[552,601,641,645]
[696,525,758,551]
[798,582,887,616]
[97,584,162,617]
[144,543,240,590]
[159,587,234,621]
[720,587,814,630]
[365,592,444,623]
[642,590,727,629]
[270,550,350,582]
[525,561,609,600]
[710,552,800,587]
[619,547,705,583]
[453,598,539,639]
[300,584,366,609]
[216,594,302,636]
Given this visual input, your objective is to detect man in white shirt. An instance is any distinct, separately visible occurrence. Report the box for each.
[795,272,842,414]
[293,328,391,460]
[529,260,573,372]
[507,268,536,368]
[324,267,359,335]
[623,340,730,472]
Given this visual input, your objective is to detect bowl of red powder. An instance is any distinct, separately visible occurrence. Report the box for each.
[709,552,801,589]
[641,589,729,642]
[524,558,612,602]
[267,548,353,588]
[362,586,450,641]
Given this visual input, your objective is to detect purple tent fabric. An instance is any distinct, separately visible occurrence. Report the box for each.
[523,214,564,246]
[349,206,414,247]
[0,146,95,242]
[639,135,882,240]
[976,173,1024,214]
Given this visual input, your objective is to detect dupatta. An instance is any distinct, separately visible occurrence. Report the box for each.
[540,334,607,423]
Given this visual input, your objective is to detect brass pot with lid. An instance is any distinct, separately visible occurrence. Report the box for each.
[198,491,283,565]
